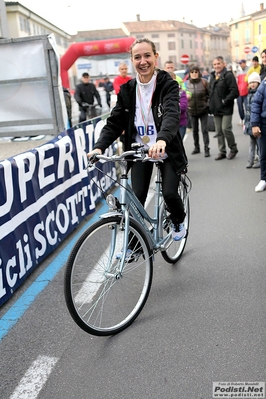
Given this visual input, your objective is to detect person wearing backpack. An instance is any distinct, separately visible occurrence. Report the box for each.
[186,64,210,157]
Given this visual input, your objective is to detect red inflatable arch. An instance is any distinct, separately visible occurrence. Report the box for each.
[60,36,136,88]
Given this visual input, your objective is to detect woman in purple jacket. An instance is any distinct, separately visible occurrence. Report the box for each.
[168,71,188,140]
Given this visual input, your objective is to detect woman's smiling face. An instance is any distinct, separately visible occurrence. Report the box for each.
[131,41,158,83]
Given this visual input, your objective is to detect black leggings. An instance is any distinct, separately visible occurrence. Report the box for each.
[131,158,185,224]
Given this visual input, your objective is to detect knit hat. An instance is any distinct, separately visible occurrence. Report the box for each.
[248,72,261,84]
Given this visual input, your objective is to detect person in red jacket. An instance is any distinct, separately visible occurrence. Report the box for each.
[236,59,249,125]
[113,62,132,94]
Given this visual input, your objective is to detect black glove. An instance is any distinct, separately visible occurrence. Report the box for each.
[99,104,102,108]
[81,102,89,107]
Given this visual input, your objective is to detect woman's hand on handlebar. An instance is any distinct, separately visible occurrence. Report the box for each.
[87,149,103,163]
[148,140,166,159]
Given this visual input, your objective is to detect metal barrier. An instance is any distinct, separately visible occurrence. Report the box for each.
[0,34,67,138]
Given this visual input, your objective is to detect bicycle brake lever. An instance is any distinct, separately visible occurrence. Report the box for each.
[87,153,100,167]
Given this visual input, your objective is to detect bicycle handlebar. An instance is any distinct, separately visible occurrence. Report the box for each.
[88,145,164,167]
[81,103,101,109]
[88,149,145,165]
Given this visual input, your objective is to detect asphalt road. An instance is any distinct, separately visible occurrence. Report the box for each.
[0,110,265,399]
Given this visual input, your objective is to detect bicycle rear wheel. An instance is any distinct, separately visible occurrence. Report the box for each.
[64,216,153,336]
[159,176,190,263]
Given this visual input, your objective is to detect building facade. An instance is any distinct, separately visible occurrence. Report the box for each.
[4,2,71,54]
[4,2,266,87]
[72,18,230,78]
[228,3,266,69]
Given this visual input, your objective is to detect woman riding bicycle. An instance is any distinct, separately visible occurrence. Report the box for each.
[88,38,188,241]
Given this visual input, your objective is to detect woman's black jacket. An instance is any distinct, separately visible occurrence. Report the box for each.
[93,69,188,175]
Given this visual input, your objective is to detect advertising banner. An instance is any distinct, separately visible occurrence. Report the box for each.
[0,117,116,306]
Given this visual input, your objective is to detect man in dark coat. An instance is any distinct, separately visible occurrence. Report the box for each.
[209,56,239,160]
[74,72,102,122]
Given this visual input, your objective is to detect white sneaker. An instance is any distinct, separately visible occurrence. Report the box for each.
[12,136,30,142]
[172,223,186,241]
[255,180,266,192]
[30,135,45,140]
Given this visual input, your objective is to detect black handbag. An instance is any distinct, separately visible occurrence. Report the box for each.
[207,114,215,132]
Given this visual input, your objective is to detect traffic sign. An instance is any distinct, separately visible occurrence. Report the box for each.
[244,46,251,54]
[181,54,190,64]
[252,46,259,53]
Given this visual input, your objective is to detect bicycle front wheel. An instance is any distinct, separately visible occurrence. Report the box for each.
[64,216,153,336]
[159,177,190,263]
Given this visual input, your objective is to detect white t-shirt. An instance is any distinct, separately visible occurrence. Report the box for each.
[134,73,157,149]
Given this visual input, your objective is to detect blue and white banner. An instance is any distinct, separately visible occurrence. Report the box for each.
[0,117,116,306]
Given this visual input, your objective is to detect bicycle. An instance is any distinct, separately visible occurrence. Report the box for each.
[64,144,191,336]
[82,103,102,120]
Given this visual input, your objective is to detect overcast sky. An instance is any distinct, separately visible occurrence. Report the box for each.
[17,0,257,35]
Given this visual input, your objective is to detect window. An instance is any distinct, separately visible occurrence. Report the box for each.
[168,42,176,50]
[245,28,250,44]
[152,34,159,38]
[26,19,31,35]
[136,34,144,39]
[167,33,175,37]
[19,16,27,32]
[19,16,24,31]
[169,55,177,65]
[181,39,184,49]
[190,40,192,49]
[259,24,262,35]
[154,42,160,51]
[235,31,239,46]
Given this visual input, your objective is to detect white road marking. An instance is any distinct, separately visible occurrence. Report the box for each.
[10,355,58,399]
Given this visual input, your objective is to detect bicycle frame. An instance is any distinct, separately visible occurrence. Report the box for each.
[65,147,190,336]
[97,155,175,270]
